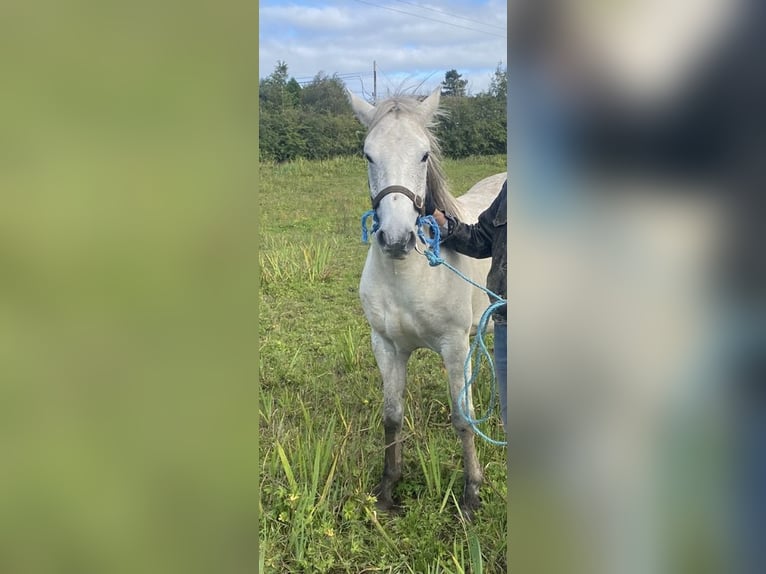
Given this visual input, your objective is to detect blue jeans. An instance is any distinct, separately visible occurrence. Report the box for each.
[494,322,508,430]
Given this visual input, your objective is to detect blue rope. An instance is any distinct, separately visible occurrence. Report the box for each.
[360,210,379,243]
[415,216,507,446]
[459,298,507,447]
[361,210,507,447]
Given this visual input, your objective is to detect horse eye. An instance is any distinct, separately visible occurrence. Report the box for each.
[421,151,430,162]
[364,153,374,164]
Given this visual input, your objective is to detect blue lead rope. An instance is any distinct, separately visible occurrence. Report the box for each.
[460,297,507,447]
[361,212,507,447]
[360,210,379,243]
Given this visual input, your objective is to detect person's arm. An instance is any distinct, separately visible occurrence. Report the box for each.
[433,188,504,259]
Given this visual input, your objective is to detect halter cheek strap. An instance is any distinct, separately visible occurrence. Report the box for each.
[371,185,425,215]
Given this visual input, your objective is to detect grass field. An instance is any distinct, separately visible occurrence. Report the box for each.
[259,154,508,573]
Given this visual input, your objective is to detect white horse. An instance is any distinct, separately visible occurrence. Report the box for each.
[348,88,506,518]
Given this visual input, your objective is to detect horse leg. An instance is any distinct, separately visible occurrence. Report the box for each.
[370,331,410,511]
[442,338,483,519]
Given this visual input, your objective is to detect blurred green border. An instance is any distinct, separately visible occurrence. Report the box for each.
[1,1,259,572]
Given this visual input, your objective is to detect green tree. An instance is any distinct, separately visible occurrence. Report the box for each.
[487,63,507,100]
[300,72,352,115]
[259,62,305,161]
[436,93,506,158]
[435,64,507,158]
[259,106,305,162]
[259,60,293,110]
[285,77,302,107]
[259,62,506,161]
[441,69,468,97]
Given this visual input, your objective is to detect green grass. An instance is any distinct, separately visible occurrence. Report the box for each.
[259,155,508,573]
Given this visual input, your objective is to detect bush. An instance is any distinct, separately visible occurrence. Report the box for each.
[259,63,506,162]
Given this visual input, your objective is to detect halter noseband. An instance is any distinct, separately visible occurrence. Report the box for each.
[371,185,425,215]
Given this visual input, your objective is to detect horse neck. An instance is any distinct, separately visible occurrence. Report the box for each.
[426,160,462,219]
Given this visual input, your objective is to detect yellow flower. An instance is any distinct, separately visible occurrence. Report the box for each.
[324,527,335,538]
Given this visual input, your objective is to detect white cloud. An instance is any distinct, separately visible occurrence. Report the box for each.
[259,0,506,96]
[259,4,354,32]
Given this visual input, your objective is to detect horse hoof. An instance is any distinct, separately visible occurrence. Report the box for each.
[459,504,478,522]
[459,495,481,521]
[375,499,403,515]
[372,483,397,512]
[374,497,395,511]
[373,491,401,513]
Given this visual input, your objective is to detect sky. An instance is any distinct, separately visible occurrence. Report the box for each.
[259,0,507,98]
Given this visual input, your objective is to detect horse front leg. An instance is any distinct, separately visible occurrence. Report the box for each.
[442,337,483,520]
[370,331,410,511]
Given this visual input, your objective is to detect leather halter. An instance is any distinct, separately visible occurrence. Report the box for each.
[370,185,425,215]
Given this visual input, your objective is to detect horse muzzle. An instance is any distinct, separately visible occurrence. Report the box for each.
[377,229,417,258]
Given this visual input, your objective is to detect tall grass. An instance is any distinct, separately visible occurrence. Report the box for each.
[338,325,364,372]
[260,155,507,573]
[260,237,335,285]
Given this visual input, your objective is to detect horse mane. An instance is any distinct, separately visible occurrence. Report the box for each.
[367,94,464,219]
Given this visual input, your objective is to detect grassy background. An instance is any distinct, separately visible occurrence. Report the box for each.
[259,155,508,573]
[1,2,256,572]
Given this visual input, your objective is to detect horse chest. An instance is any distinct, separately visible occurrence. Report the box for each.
[359,264,437,343]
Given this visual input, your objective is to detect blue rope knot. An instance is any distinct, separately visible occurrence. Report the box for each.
[360,210,379,243]
[415,215,444,266]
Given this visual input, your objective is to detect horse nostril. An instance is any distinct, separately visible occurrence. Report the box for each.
[377,229,415,254]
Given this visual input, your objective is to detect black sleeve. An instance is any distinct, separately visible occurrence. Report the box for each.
[440,185,504,259]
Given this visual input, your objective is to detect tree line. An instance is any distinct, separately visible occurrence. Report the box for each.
[259,62,507,162]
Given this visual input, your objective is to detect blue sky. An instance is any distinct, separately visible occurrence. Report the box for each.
[259,0,507,97]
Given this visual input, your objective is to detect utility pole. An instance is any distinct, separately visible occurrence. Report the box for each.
[373,60,377,103]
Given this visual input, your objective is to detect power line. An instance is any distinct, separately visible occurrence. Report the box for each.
[292,71,374,86]
[352,0,506,39]
[294,72,372,80]
[392,0,506,32]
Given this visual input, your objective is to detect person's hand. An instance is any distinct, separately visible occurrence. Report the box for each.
[432,209,447,228]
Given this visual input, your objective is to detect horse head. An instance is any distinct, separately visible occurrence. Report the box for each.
[349,89,443,258]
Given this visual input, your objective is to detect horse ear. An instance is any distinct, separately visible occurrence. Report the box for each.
[419,88,441,122]
[347,90,376,127]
